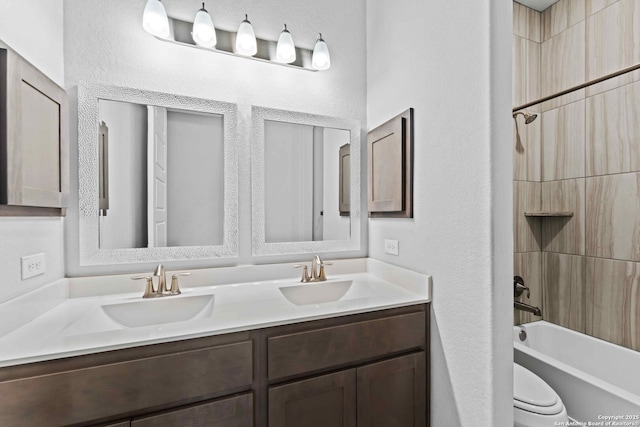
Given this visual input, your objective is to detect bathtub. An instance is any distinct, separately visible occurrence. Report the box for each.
[514,321,640,424]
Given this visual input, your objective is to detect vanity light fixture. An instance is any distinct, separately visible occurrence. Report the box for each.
[192,3,216,48]
[275,24,296,64]
[141,3,331,71]
[235,14,258,56]
[142,0,170,39]
[312,33,331,70]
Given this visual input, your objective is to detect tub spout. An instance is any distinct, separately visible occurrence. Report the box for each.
[514,300,542,317]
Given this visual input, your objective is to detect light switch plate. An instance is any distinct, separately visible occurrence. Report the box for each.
[384,239,399,256]
[21,253,46,280]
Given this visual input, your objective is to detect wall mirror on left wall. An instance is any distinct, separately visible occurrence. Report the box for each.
[78,82,239,265]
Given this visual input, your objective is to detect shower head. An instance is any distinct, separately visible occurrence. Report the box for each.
[512,111,538,124]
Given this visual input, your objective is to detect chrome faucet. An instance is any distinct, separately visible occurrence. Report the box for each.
[131,264,191,298]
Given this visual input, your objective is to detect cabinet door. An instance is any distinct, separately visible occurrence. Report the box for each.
[269,369,356,427]
[357,353,426,427]
[132,393,252,427]
[0,47,68,208]
[367,109,413,218]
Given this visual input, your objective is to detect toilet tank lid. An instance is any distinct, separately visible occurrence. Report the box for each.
[514,363,560,408]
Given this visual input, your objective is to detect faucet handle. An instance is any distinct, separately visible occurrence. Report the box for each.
[131,275,156,298]
[169,272,191,295]
[318,261,333,281]
[293,264,311,283]
[514,276,530,298]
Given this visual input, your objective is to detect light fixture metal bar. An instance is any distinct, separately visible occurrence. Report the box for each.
[156,16,316,71]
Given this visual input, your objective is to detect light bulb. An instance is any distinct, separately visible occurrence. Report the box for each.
[276,24,296,64]
[192,3,216,47]
[235,14,257,56]
[142,0,170,39]
[312,33,331,71]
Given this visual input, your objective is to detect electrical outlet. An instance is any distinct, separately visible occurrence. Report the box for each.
[21,253,46,280]
[384,239,399,256]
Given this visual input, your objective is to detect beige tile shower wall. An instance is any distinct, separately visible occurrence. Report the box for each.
[541,179,585,255]
[540,21,585,99]
[514,2,541,42]
[586,80,640,176]
[514,252,543,324]
[513,36,541,109]
[541,0,585,42]
[586,0,619,16]
[513,2,543,325]
[514,182,542,253]
[543,252,586,332]
[586,0,640,82]
[586,174,640,261]
[586,257,640,350]
[541,99,585,181]
[513,116,541,182]
[524,0,640,352]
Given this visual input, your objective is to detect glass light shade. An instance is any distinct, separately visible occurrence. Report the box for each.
[235,15,257,56]
[192,4,216,47]
[276,25,296,63]
[312,34,331,71]
[142,0,170,39]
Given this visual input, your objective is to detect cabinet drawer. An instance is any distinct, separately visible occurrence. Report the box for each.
[132,393,253,427]
[268,311,425,381]
[0,340,252,427]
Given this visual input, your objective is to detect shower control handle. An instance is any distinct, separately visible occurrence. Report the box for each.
[514,275,530,298]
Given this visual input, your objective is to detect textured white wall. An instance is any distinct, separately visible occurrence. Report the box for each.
[367,0,513,425]
[64,0,367,275]
[0,1,65,302]
[0,0,64,86]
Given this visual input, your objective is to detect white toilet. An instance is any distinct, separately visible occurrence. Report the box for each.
[514,363,569,426]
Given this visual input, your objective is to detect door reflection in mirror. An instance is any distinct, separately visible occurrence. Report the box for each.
[264,120,350,243]
[98,99,224,249]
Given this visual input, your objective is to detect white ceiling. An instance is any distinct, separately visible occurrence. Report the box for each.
[516,0,560,12]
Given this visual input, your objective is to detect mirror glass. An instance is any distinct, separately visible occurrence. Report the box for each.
[264,120,351,243]
[97,100,224,249]
[252,106,361,256]
[78,82,238,265]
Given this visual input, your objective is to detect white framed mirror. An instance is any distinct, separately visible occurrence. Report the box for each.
[78,82,238,265]
[251,106,361,256]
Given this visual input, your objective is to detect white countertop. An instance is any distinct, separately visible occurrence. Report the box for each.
[0,258,431,367]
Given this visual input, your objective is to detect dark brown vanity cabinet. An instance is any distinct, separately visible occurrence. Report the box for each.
[0,332,254,427]
[268,353,426,427]
[269,369,357,427]
[130,393,253,427]
[265,306,429,427]
[0,304,428,427]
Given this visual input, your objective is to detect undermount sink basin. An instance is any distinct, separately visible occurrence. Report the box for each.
[101,294,215,328]
[279,280,354,306]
